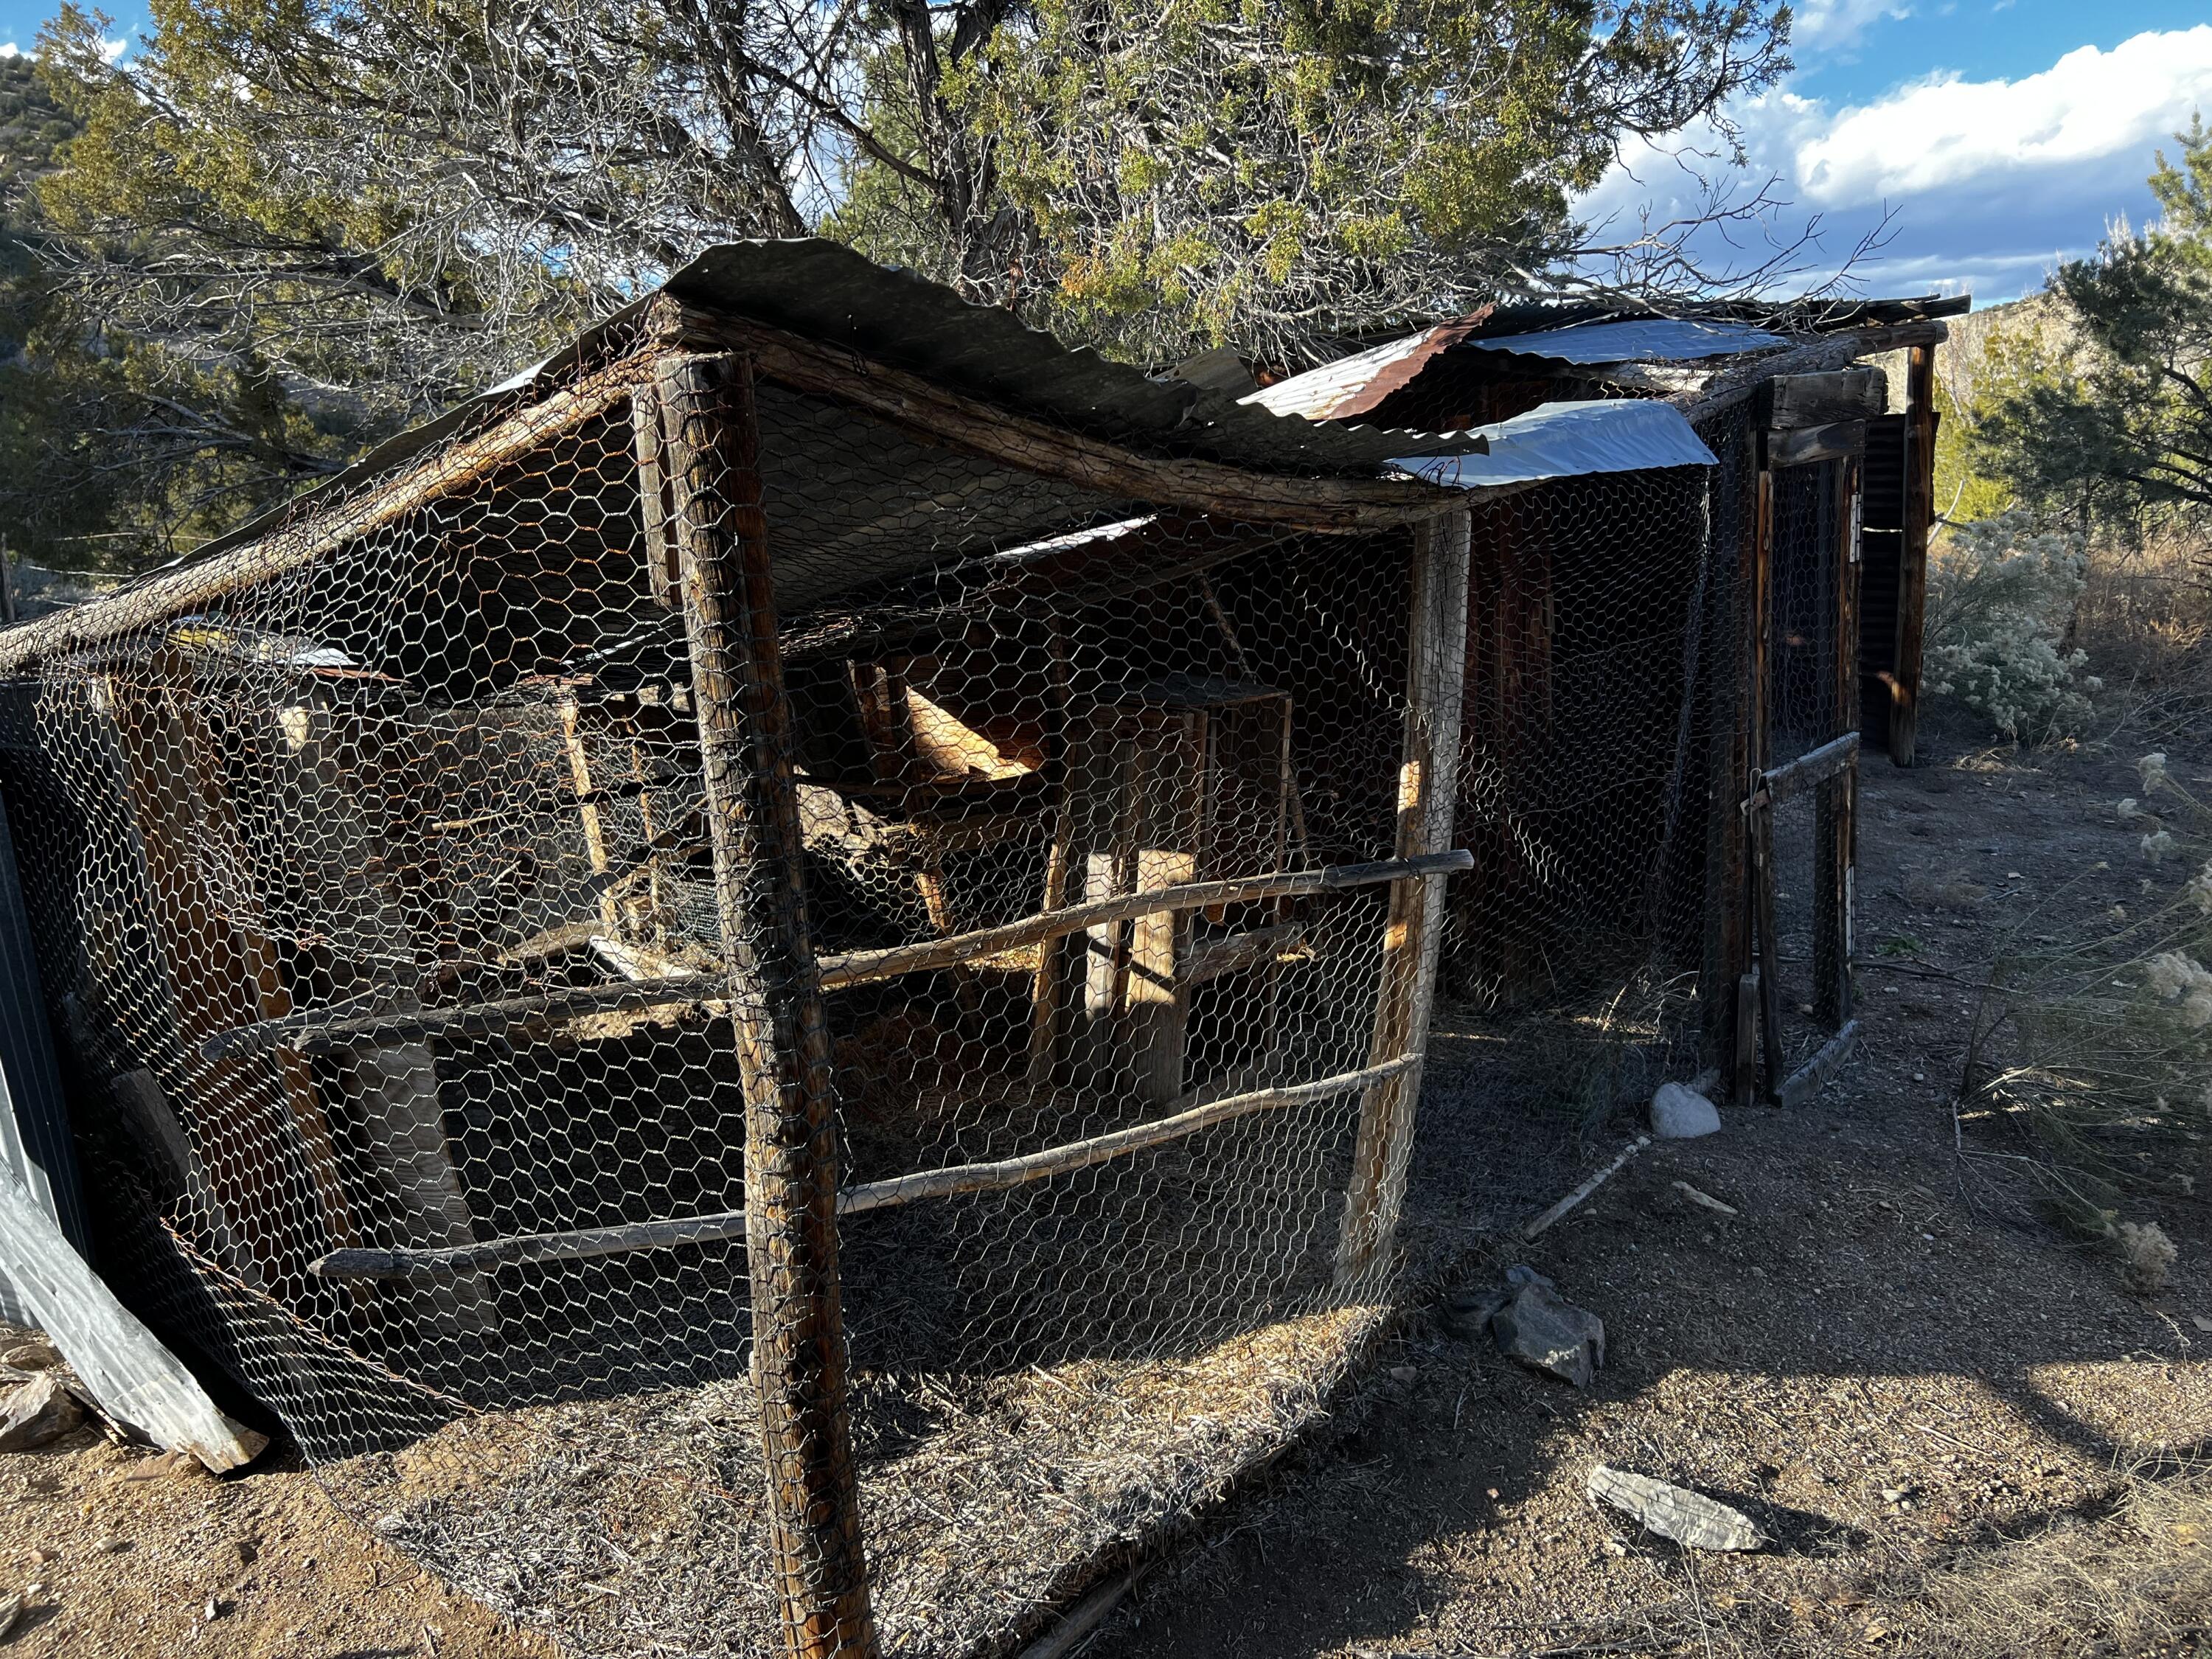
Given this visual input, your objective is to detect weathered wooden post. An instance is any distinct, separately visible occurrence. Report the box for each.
[1335,506,1472,1287]
[1890,344,1937,767]
[654,352,880,1659]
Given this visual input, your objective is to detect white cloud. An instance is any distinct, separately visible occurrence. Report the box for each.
[1794,0,1911,50]
[1794,29,2212,204]
[0,44,18,60]
[1580,26,2212,303]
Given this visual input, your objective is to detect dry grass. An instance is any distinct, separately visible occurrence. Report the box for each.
[1913,1455,2212,1657]
[316,1301,1393,1658]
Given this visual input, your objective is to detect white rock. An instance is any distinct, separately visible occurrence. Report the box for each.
[1587,1465,1764,1551]
[1650,1082,1722,1139]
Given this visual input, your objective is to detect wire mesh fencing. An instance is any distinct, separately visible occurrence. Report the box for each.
[0,328,1798,1658]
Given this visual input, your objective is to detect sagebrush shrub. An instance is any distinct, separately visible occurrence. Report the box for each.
[1926,509,2098,740]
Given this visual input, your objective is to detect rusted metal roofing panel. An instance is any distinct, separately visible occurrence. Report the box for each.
[1240,321,1482,420]
[1391,400,1717,490]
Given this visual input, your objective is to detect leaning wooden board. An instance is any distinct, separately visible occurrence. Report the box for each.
[0,1171,262,1472]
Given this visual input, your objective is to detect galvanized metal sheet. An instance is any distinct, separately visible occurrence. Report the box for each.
[1391,400,1717,490]
[1465,319,1786,365]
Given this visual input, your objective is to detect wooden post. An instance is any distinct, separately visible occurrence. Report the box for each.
[1891,345,1936,767]
[1814,459,1861,1031]
[657,351,879,1659]
[1748,459,1785,1104]
[1334,507,1471,1287]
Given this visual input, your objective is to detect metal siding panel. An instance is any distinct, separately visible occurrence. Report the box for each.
[0,787,90,1279]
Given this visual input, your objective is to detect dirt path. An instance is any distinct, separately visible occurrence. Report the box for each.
[0,1428,553,1658]
[1092,728,2211,1658]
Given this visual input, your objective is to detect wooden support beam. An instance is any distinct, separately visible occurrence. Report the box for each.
[652,299,1469,533]
[1673,321,1950,427]
[310,1056,1422,1282]
[662,350,877,1659]
[1891,344,1937,766]
[1335,507,1472,1286]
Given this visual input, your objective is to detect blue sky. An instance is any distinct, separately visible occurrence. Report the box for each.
[5,1,2208,307]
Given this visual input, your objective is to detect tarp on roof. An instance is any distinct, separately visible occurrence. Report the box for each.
[1391,400,1717,491]
[1464,318,1786,365]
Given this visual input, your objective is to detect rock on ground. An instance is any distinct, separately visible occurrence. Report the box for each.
[1650,1081,1722,1139]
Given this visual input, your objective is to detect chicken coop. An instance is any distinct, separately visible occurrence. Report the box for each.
[1250,294,1959,1113]
[0,243,1954,1659]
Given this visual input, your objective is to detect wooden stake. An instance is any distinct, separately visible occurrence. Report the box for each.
[1335,507,1472,1287]
[660,350,879,1659]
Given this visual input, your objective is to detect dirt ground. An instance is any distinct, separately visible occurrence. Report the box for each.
[1093,726,2212,1658]
[0,723,2204,1658]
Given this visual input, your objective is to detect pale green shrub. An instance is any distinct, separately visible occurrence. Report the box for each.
[1925,509,2098,740]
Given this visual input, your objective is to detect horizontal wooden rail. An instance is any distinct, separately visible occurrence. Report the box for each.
[206,850,1472,1060]
[0,361,651,675]
[1760,732,1859,808]
[201,977,720,1062]
[815,849,1472,991]
[310,1054,1421,1281]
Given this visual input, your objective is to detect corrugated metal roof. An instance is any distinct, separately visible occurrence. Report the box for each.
[1248,316,1792,424]
[1241,325,1464,420]
[173,240,1497,579]
[1391,400,1717,490]
[1464,318,1786,365]
[663,240,1492,470]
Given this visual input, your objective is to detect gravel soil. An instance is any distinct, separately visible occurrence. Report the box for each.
[1093,728,2212,1658]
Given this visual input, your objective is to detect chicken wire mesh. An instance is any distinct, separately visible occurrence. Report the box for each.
[1764,454,1857,1080]
[0,330,1811,1658]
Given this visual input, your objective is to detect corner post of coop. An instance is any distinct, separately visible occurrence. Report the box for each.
[655,350,880,1659]
[1890,343,1937,768]
[1334,504,1473,1287]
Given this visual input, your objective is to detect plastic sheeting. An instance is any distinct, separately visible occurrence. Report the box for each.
[1391,400,1717,490]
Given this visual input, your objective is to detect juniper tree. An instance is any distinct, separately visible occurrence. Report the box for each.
[17,0,1792,564]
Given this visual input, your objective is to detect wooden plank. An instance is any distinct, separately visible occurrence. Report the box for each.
[1778,1019,1861,1109]
[311,1057,1422,1281]
[1748,460,1785,1105]
[1701,420,1758,1087]
[1891,344,1937,766]
[0,1171,262,1472]
[661,349,878,1659]
[652,299,1468,534]
[1758,368,1887,431]
[1335,507,1473,1285]
[1763,731,1860,806]
[1768,420,1866,468]
[557,692,618,929]
[1815,456,1863,1030]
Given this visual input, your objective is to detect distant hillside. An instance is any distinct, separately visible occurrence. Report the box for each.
[0,52,76,206]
